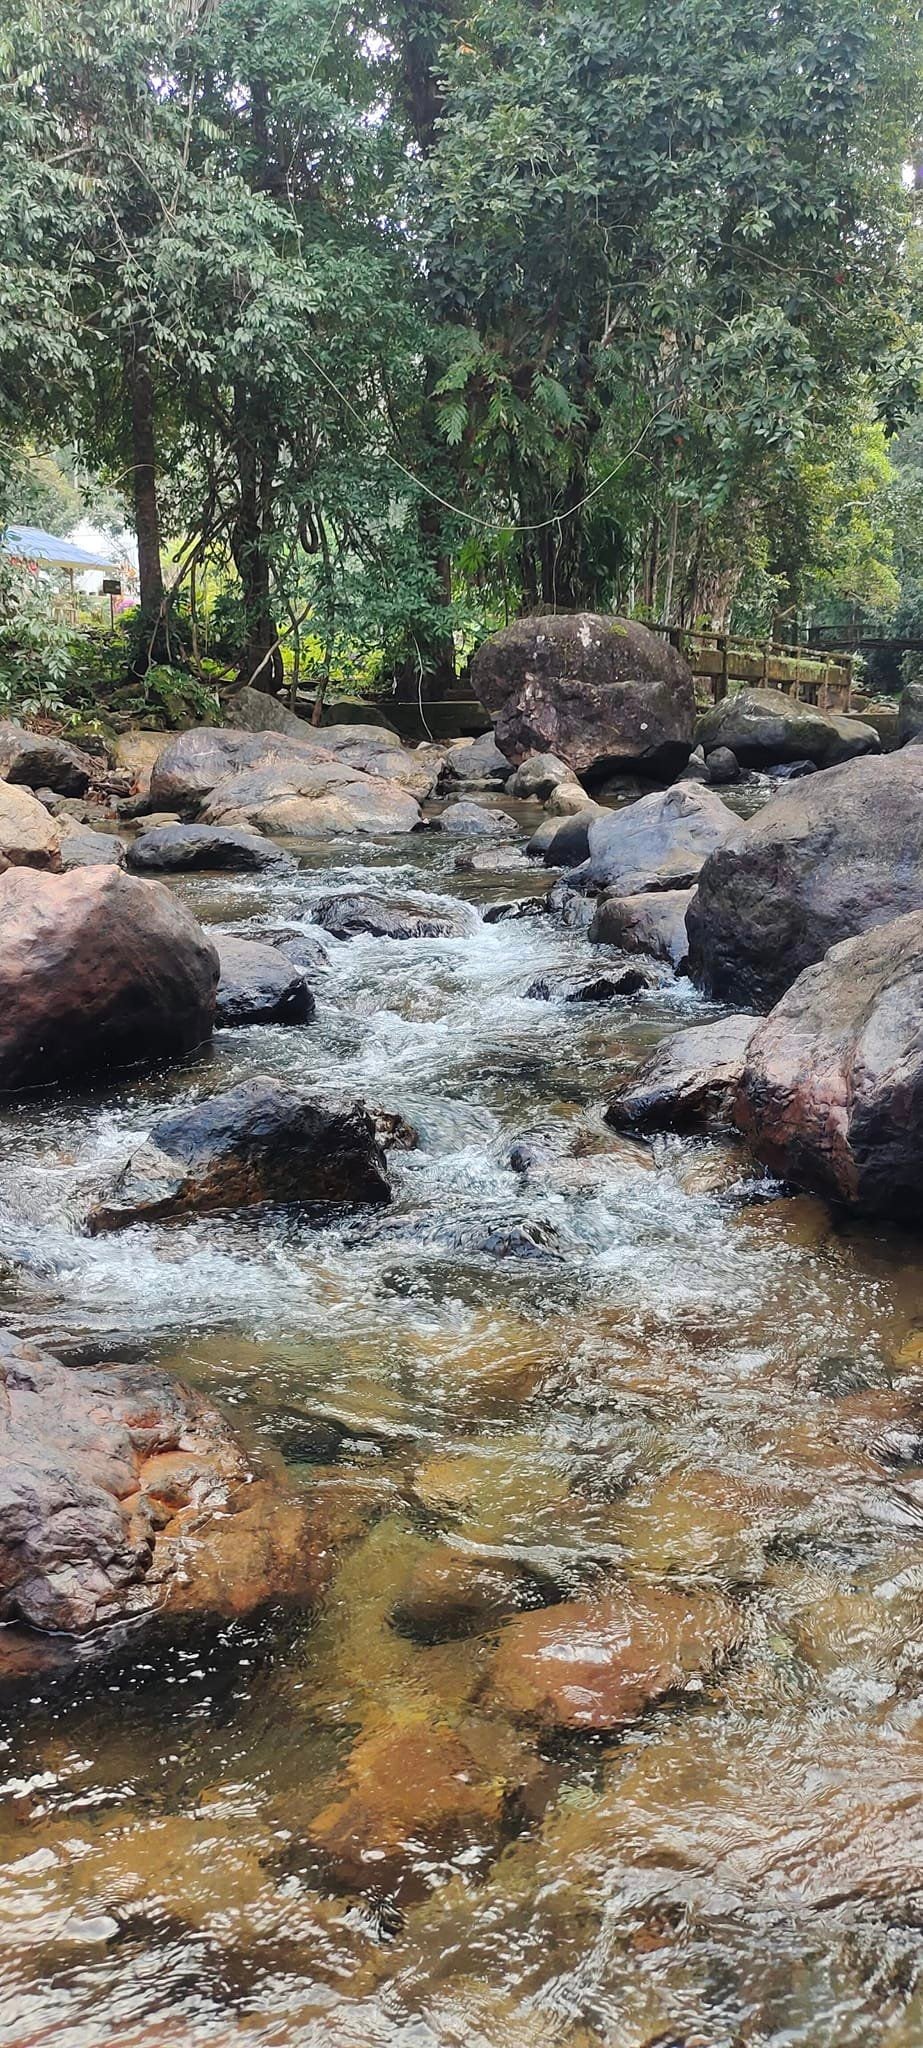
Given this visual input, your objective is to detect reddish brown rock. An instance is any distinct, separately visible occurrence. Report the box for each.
[486,1584,739,1732]
[606,1014,759,1133]
[0,866,218,1089]
[0,1330,327,1660]
[471,614,695,778]
[734,909,923,1214]
[307,1719,507,1898]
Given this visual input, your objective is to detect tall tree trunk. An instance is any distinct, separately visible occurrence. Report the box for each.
[231,393,282,692]
[125,324,165,668]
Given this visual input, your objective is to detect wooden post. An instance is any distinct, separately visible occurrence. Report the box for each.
[822,661,830,712]
[718,635,729,702]
[762,637,771,686]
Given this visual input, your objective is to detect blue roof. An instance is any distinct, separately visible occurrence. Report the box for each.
[2,525,121,572]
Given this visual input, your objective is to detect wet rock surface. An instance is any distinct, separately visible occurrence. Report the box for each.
[312,889,478,941]
[0,1329,327,1668]
[215,935,314,1026]
[471,613,696,777]
[88,1077,391,1228]
[734,909,923,1214]
[589,886,694,967]
[607,1014,759,1131]
[0,865,218,1089]
[687,748,923,1007]
[434,799,518,839]
[696,687,880,769]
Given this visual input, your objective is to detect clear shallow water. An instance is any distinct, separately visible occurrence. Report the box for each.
[0,824,922,2048]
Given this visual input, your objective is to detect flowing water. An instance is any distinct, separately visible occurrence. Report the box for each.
[1,808,923,2048]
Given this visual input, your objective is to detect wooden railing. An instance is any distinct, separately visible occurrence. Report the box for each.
[647,624,855,710]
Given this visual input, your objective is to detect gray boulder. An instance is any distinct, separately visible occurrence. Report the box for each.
[0,721,94,796]
[312,890,477,940]
[734,911,923,1215]
[589,888,694,969]
[441,733,512,786]
[435,800,517,839]
[696,688,880,770]
[471,614,695,778]
[705,746,740,785]
[215,936,314,1027]
[88,1077,391,1229]
[127,822,291,874]
[57,818,125,870]
[507,752,572,800]
[687,749,923,1009]
[582,784,737,893]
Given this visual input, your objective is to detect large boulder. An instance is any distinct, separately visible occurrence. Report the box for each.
[88,1077,391,1229]
[150,727,261,812]
[696,688,880,770]
[312,890,478,941]
[127,822,292,875]
[581,784,737,894]
[527,807,603,868]
[0,1329,328,1672]
[589,887,695,969]
[0,780,62,869]
[0,867,218,1090]
[606,1015,759,1132]
[215,936,314,1026]
[898,681,923,745]
[471,614,695,778]
[686,749,923,1009]
[734,911,923,1215]
[0,720,94,795]
[203,758,421,838]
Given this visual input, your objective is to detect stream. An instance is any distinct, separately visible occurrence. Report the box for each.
[1,804,922,2048]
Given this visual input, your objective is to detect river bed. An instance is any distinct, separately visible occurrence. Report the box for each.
[1,817,922,2048]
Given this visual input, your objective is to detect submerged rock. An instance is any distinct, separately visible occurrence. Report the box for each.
[88,1077,391,1229]
[312,889,477,941]
[0,866,218,1090]
[215,935,314,1027]
[127,821,291,874]
[305,1717,508,1901]
[390,1549,555,1644]
[589,888,694,969]
[686,749,923,1008]
[734,909,923,1215]
[471,614,695,778]
[0,1329,328,1676]
[0,720,94,795]
[606,1015,759,1133]
[485,1583,739,1732]
[696,687,880,769]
